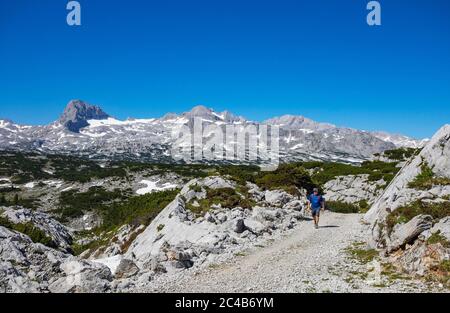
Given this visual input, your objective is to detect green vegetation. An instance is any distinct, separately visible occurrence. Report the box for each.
[58,186,128,219]
[386,200,450,235]
[0,192,39,209]
[70,190,178,256]
[157,224,165,232]
[427,260,450,287]
[438,260,450,272]
[326,201,360,214]
[326,199,370,214]
[427,231,450,248]
[358,199,370,213]
[189,184,202,193]
[186,187,254,216]
[383,147,419,161]
[0,151,128,184]
[299,160,400,186]
[345,242,379,264]
[255,163,316,195]
[101,189,179,230]
[215,165,261,185]
[408,162,450,190]
[0,215,54,247]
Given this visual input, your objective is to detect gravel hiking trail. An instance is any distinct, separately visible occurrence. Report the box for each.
[140,212,441,293]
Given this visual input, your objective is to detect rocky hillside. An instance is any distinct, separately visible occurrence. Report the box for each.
[364,125,450,285]
[0,100,424,163]
[0,132,447,292]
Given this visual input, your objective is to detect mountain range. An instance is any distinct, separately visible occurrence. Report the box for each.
[0,100,427,163]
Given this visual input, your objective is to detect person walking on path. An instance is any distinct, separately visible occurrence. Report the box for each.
[307,188,325,229]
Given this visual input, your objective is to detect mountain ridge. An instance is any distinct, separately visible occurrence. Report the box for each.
[0,100,426,164]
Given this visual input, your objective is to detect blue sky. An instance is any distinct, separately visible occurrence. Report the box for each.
[0,0,449,138]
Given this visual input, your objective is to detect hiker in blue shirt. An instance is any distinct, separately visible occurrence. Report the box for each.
[307,188,325,229]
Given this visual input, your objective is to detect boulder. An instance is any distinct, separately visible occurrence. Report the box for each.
[264,190,294,207]
[282,200,304,211]
[48,259,113,293]
[234,219,247,234]
[115,259,140,279]
[243,218,268,235]
[387,215,433,253]
[323,174,385,205]
[0,226,69,293]
[389,238,448,276]
[1,207,73,252]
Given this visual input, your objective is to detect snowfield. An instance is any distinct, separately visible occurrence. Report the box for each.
[136,180,178,195]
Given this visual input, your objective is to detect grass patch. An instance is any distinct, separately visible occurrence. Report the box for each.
[408,162,450,190]
[345,242,379,264]
[427,231,450,248]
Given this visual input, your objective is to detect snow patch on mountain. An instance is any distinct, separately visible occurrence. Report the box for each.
[136,180,178,195]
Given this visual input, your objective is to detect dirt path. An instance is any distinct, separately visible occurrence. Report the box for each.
[140,212,439,293]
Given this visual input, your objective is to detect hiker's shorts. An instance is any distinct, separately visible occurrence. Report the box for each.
[311,208,321,217]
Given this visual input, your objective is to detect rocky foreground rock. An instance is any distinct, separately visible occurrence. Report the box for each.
[0,226,112,293]
[364,125,450,281]
[323,174,385,205]
[365,124,450,226]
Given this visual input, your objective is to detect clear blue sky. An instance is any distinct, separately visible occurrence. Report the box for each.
[0,0,449,138]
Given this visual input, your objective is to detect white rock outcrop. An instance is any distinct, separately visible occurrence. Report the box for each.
[124,178,306,273]
[0,225,112,293]
[1,207,73,252]
[323,174,385,205]
[365,125,450,226]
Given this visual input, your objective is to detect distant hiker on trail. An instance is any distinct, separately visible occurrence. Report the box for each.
[307,188,325,229]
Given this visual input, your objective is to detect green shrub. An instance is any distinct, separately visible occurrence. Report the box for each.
[326,201,360,214]
[216,165,260,185]
[408,161,450,190]
[358,199,370,213]
[427,231,450,248]
[101,189,179,230]
[386,200,450,235]
[0,216,54,247]
[186,187,255,216]
[256,164,316,194]
[383,148,419,161]
[189,184,202,193]
[58,186,127,219]
[302,160,400,186]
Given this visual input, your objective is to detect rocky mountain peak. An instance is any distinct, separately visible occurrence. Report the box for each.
[264,114,335,131]
[58,100,110,133]
[182,105,216,120]
[0,118,14,126]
